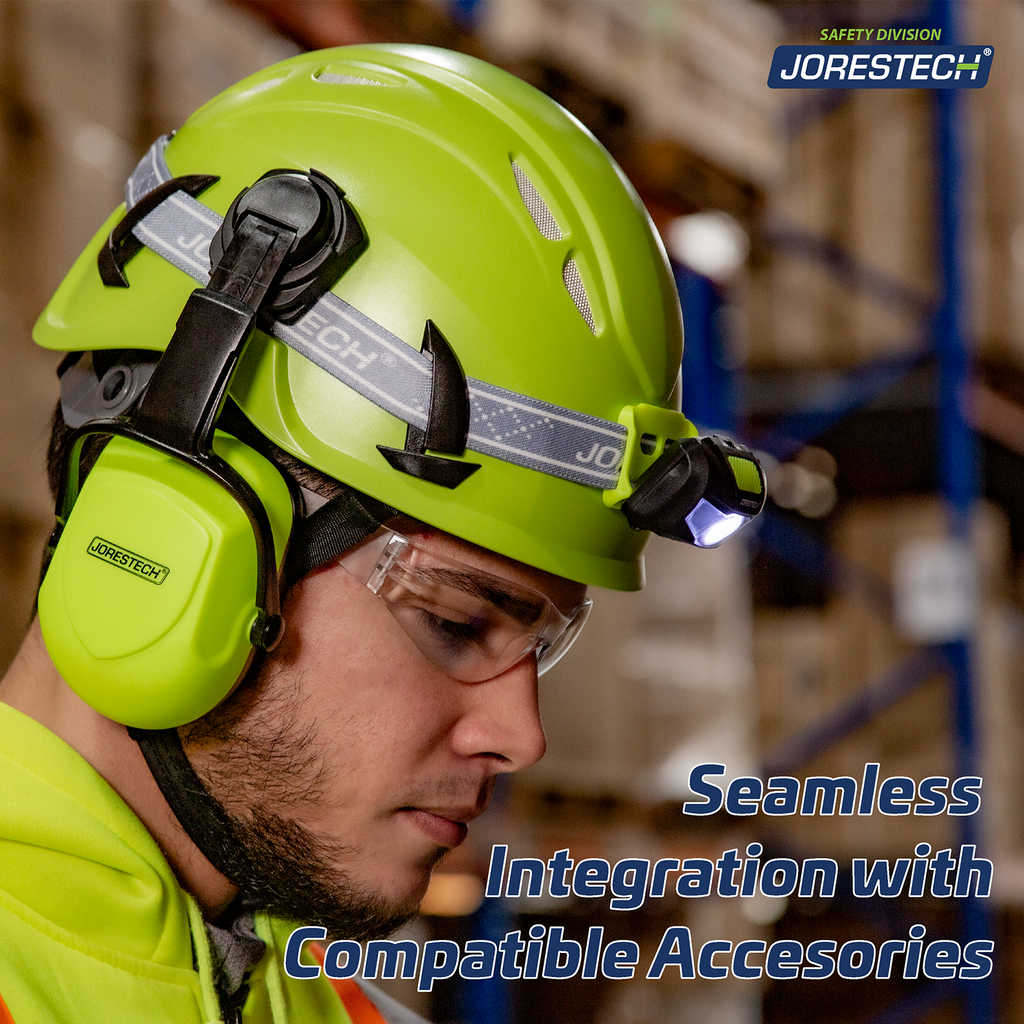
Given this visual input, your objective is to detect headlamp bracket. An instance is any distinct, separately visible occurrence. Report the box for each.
[603,403,697,508]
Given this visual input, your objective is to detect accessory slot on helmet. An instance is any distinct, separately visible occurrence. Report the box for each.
[339,530,592,682]
[98,174,219,287]
[58,351,158,427]
[377,319,481,488]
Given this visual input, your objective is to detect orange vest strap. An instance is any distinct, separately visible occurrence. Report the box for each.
[309,943,390,1024]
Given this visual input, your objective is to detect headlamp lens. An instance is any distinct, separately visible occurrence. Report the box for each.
[685,499,748,548]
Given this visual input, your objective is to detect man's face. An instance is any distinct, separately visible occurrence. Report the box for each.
[181,525,587,937]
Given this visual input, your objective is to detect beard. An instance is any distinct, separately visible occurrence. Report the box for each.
[217,804,426,942]
[178,656,437,942]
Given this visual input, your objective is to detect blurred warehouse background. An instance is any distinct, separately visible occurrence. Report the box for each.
[0,1,1021,1023]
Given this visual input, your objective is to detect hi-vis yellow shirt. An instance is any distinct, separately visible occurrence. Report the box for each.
[0,702,392,1024]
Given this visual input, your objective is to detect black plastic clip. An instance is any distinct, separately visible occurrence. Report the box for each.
[97,174,219,287]
[378,320,481,488]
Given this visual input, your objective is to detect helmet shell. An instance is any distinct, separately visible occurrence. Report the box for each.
[34,44,684,590]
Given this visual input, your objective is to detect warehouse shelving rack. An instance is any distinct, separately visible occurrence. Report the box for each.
[736,4,993,1023]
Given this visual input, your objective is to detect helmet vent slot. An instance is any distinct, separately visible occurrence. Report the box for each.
[248,77,286,95]
[563,258,596,333]
[512,160,562,241]
[315,71,385,86]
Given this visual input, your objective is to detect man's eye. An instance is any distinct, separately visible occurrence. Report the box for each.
[417,609,487,648]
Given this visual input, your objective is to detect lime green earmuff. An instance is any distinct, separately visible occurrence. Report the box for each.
[38,431,292,729]
[38,165,366,729]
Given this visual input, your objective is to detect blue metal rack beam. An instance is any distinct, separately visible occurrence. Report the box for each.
[748,3,994,1020]
[766,225,933,317]
[751,350,928,460]
[932,3,992,1023]
[762,646,948,777]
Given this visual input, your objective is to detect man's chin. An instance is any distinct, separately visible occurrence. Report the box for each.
[370,848,448,914]
[311,846,450,940]
[227,806,428,942]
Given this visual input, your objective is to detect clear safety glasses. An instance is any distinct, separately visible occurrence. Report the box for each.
[340,531,591,682]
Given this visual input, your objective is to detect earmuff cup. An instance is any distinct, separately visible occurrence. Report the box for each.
[38,431,292,729]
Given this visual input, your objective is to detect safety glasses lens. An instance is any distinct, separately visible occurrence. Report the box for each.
[353,533,590,681]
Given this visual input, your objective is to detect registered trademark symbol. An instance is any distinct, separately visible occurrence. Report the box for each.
[382,354,396,367]
[984,47,992,56]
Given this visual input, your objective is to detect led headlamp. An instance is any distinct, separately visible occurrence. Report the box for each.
[622,434,766,548]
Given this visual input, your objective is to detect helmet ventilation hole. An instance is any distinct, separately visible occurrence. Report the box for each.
[512,160,562,241]
[248,77,286,95]
[563,258,596,333]
[315,71,385,86]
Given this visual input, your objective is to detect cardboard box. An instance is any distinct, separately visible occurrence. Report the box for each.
[0,514,53,675]
[832,495,1012,605]
[479,0,784,187]
[145,1,299,137]
[18,1,136,139]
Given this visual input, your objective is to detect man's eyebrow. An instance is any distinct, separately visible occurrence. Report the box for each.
[420,567,547,626]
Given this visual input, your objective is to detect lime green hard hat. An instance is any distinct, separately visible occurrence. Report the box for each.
[35,43,691,591]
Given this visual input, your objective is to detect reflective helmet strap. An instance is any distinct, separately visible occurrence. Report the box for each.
[118,139,629,493]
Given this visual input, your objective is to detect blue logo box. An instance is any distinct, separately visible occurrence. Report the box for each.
[768,45,993,88]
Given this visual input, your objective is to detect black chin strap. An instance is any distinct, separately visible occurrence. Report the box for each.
[110,166,385,890]
[284,486,398,586]
[128,421,398,889]
[216,397,399,586]
[129,725,253,885]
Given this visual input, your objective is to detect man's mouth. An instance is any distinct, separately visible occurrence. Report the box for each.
[399,807,475,848]
[396,778,494,849]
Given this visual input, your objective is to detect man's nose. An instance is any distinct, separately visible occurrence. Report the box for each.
[449,656,547,771]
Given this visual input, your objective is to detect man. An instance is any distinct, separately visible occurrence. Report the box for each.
[0,43,763,1024]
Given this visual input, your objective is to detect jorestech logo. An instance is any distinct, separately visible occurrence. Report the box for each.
[768,45,993,89]
[87,537,170,585]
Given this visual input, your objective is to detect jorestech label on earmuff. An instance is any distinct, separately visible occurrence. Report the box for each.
[87,537,170,585]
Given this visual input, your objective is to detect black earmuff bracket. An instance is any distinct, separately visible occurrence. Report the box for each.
[209,169,366,325]
[63,168,368,657]
[133,169,365,459]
